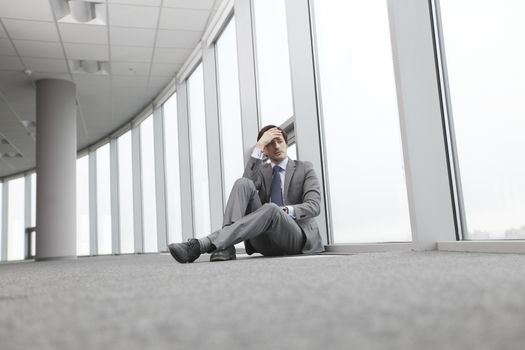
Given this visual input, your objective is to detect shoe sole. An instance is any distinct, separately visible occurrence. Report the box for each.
[210,255,236,262]
[168,245,189,263]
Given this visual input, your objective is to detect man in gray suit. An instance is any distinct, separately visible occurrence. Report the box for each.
[168,125,324,263]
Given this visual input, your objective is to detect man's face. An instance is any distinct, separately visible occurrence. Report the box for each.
[264,133,288,163]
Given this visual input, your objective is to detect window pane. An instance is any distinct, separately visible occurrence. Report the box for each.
[288,143,297,161]
[31,173,36,227]
[253,0,294,126]
[216,18,244,204]
[188,64,211,238]
[0,182,2,259]
[7,177,25,261]
[96,144,112,254]
[140,116,158,252]
[439,0,525,239]
[163,94,183,244]
[313,0,411,243]
[77,155,90,256]
[118,131,134,253]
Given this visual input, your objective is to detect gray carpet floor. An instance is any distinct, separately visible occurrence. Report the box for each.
[1,251,525,350]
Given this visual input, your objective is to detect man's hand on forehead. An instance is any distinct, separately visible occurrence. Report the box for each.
[257,128,283,148]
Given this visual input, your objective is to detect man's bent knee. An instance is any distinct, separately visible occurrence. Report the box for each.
[233,177,255,190]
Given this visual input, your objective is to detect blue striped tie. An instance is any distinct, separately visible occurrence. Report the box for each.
[271,166,284,206]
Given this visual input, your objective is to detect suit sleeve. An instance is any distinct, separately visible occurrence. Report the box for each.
[293,161,321,220]
[243,156,264,190]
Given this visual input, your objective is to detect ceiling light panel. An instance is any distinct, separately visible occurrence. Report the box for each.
[163,0,216,10]
[156,29,201,48]
[2,19,60,41]
[59,23,108,44]
[108,4,160,29]
[0,0,55,21]
[159,8,210,31]
[109,27,156,47]
[13,40,65,59]
[51,0,107,25]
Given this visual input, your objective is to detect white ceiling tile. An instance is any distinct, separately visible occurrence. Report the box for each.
[111,46,152,62]
[59,23,108,45]
[2,19,60,41]
[108,4,159,29]
[30,72,72,81]
[64,43,109,60]
[153,47,191,64]
[0,0,54,21]
[148,76,171,88]
[110,27,155,47]
[108,0,161,6]
[110,61,150,75]
[150,62,181,76]
[159,8,210,31]
[156,29,201,48]
[13,40,64,59]
[112,74,148,87]
[21,58,69,73]
[0,25,7,38]
[163,0,215,10]
[0,56,24,70]
[0,38,17,55]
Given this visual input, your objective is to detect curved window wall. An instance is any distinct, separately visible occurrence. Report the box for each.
[438,0,525,239]
[96,143,112,255]
[188,64,211,239]
[313,0,411,243]
[163,93,182,244]
[216,17,244,204]
[7,177,25,261]
[77,155,90,256]
[252,0,294,126]
[118,131,134,253]
[140,116,158,252]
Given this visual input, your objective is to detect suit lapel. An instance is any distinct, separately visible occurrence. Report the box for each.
[263,162,272,200]
[284,158,296,203]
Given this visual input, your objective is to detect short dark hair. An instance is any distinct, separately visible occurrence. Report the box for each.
[257,125,288,144]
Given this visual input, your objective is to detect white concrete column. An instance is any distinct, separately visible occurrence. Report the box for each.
[35,79,77,260]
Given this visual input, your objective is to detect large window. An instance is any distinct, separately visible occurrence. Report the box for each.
[188,64,211,239]
[313,0,411,243]
[118,131,134,253]
[30,173,36,257]
[7,177,25,260]
[439,0,525,239]
[140,116,158,252]
[163,94,182,244]
[252,0,294,126]
[77,155,90,256]
[0,182,3,259]
[216,17,244,203]
[96,144,112,254]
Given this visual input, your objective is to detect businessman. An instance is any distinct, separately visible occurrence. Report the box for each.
[168,125,324,263]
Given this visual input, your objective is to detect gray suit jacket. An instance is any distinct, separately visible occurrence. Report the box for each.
[243,156,324,254]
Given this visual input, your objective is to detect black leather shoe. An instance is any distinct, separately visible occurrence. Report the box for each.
[210,246,236,262]
[168,239,201,263]
[245,240,256,255]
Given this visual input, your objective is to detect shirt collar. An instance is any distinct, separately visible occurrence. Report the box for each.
[271,157,288,171]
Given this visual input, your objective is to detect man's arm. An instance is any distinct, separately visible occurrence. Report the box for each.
[291,161,321,220]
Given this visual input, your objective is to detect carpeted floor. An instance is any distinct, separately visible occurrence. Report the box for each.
[1,251,525,350]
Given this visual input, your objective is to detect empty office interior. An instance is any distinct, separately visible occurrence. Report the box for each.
[1,0,525,349]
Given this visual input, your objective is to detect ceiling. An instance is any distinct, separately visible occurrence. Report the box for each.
[0,0,220,178]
